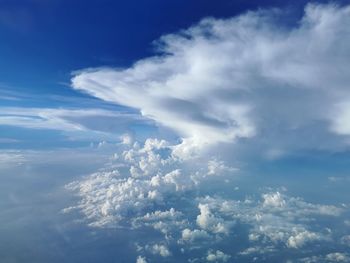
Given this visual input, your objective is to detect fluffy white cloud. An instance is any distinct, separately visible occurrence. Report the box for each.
[72,3,350,156]
[148,244,171,257]
[207,159,237,176]
[206,250,231,262]
[64,138,222,227]
[262,192,286,208]
[196,204,230,235]
[132,208,187,236]
[197,191,343,251]
[300,252,350,263]
[325,253,350,262]
[287,230,321,248]
[136,256,147,263]
[180,228,211,244]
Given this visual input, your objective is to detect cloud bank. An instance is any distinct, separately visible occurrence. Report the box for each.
[72,3,350,155]
[64,138,347,262]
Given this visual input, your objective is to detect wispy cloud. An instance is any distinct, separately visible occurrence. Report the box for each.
[0,107,149,139]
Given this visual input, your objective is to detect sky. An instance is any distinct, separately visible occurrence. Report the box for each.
[1,0,350,262]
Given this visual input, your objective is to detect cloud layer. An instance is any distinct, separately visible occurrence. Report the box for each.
[64,137,349,262]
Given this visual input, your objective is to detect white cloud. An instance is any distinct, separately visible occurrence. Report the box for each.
[262,192,286,208]
[149,244,171,257]
[136,256,147,263]
[132,208,187,236]
[287,230,321,248]
[64,138,216,227]
[326,253,350,262]
[206,250,231,262]
[330,102,350,135]
[0,151,26,167]
[207,159,237,176]
[300,252,350,263]
[196,203,230,235]
[0,107,146,141]
[181,228,211,243]
[197,191,343,250]
[72,3,350,156]
[238,246,276,256]
[120,133,134,145]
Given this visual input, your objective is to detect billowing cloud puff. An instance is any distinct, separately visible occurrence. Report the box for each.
[64,138,229,227]
[300,252,350,262]
[196,203,230,234]
[72,3,350,155]
[206,250,231,262]
[136,256,147,263]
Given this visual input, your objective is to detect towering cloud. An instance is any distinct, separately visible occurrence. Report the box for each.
[72,3,350,155]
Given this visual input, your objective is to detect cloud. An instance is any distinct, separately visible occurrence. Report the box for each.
[0,107,148,142]
[206,250,231,262]
[262,191,286,208]
[181,228,211,243]
[196,203,230,235]
[72,3,350,156]
[64,138,212,227]
[136,256,147,263]
[64,137,347,262]
[325,253,350,262]
[148,244,171,257]
[286,230,321,248]
[198,191,343,251]
[300,252,350,263]
[0,151,26,167]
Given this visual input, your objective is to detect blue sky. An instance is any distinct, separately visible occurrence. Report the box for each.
[0,0,330,99]
[1,1,350,263]
[0,0,342,149]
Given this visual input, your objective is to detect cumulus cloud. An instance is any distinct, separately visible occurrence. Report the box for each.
[197,191,343,251]
[148,244,171,257]
[300,252,350,263]
[64,137,346,261]
[181,228,211,243]
[136,256,147,263]
[196,203,230,235]
[325,253,350,262]
[72,3,350,156]
[64,138,223,227]
[286,230,321,249]
[262,191,286,208]
[206,250,231,262]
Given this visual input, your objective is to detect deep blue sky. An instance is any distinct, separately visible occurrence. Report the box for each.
[0,0,333,96]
